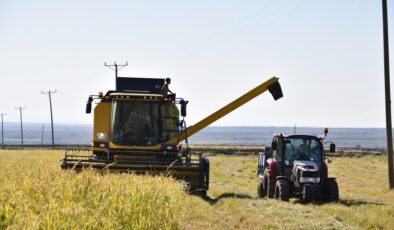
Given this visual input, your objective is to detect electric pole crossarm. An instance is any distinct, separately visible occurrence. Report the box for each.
[104,61,128,90]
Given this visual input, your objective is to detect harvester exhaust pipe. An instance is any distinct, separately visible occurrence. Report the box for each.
[268,81,283,101]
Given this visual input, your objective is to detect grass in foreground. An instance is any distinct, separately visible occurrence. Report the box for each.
[0,150,189,229]
[1,149,393,229]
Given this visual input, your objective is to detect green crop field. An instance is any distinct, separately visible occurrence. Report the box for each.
[1,149,393,229]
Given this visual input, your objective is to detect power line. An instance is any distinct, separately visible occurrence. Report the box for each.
[1,113,6,149]
[14,107,26,149]
[41,90,57,148]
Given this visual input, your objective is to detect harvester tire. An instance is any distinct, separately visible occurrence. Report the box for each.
[274,180,289,202]
[325,179,339,202]
[264,169,275,198]
[257,180,266,198]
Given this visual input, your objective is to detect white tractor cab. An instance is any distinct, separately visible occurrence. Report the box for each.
[257,131,339,202]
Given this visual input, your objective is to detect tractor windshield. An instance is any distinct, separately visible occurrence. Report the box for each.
[284,137,322,166]
[111,100,160,146]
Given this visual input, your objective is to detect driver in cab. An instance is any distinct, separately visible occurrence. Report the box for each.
[295,139,310,161]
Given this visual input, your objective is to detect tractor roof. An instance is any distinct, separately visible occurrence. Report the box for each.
[273,133,324,140]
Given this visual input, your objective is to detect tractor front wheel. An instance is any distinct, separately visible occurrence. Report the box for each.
[257,180,266,198]
[264,169,275,198]
[274,180,289,202]
[302,184,322,202]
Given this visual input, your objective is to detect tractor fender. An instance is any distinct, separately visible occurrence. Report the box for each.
[267,158,278,181]
[322,162,328,180]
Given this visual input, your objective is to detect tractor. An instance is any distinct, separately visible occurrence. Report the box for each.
[257,132,339,202]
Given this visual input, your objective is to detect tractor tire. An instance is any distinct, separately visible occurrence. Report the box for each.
[302,184,322,202]
[257,180,266,198]
[314,184,322,201]
[264,169,275,198]
[274,180,289,202]
[324,179,339,202]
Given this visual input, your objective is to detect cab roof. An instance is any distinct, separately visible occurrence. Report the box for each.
[273,133,324,140]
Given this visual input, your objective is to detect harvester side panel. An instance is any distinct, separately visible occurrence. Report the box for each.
[93,102,111,143]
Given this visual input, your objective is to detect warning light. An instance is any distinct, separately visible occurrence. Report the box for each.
[324,128,329,137]
[98,92,104,98]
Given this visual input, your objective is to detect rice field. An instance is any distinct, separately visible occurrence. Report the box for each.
[0,149,393,229]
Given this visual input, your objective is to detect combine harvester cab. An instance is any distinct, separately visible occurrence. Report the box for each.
[257,132,339,202]
[61,72,283,194]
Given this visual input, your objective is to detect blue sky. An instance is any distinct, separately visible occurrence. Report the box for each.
[0,0,393,127]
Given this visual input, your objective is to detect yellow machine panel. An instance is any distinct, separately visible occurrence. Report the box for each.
[93,102,111,142]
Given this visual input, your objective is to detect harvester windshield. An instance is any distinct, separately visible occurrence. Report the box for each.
[111,100,160,146]
[284,136,322,166]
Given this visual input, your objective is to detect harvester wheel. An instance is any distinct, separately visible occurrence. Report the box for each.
[324,179,339,202]
[257,180,266,198]
[264,169,274,198]
[274,180,289,202]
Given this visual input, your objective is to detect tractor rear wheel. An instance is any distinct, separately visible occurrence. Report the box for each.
[264,169,274,198]
[257,180,266,198]
[274,180,289,202]
[324,179,339,202]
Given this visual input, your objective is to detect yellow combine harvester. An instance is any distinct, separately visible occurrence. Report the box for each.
[61,73,283,194]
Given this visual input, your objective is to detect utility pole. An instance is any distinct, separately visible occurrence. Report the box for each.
[105,62,128,90]
[382,0,394,189]
[41,90,57,148]
[15,107,26,149]
[1,113,6,149]
[41,124,44,147]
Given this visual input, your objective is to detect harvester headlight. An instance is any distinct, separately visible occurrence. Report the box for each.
[96,133,107,140]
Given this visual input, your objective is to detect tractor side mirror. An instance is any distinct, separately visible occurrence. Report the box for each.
[180,99,188,117]
[271,141,277,150]
[329,143,336,153]
[86,96,93,114]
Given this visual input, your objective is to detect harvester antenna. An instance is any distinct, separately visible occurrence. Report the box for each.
[1,113,6,149]
[41,90,57,148]
[105,61,128,90]
[14,107,26,149]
